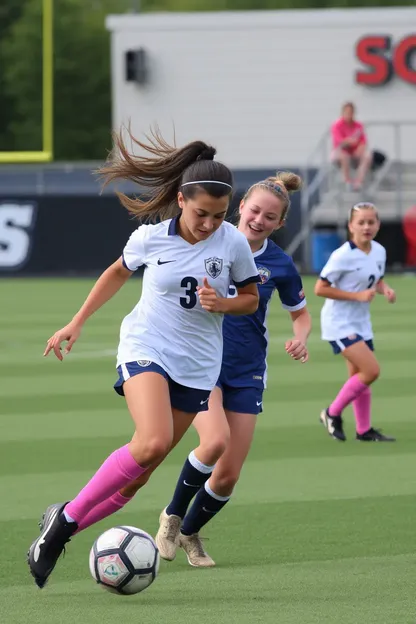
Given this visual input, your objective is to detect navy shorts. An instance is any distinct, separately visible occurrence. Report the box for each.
[216,380,263,415]
[114,361,210,414]
[329,335,375,355]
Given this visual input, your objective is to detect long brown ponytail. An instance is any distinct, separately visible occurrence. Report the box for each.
[98,127,233,221]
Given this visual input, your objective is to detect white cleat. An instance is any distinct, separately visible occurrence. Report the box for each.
[154,508,181,561]
[319,409,346,441]
[179,533,215,568]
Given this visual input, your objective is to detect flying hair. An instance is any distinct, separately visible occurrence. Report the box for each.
[97,126,233,221]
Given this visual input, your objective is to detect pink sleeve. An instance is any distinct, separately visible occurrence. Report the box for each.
[331,121,343,148]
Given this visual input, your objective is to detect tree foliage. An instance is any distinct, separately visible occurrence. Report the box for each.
[0,0,413,160]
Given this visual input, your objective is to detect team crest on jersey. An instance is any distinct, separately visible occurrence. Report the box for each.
[257,266,271,284]
[137,360,151,367]
[204,257,223,279]
[377,263,383,272]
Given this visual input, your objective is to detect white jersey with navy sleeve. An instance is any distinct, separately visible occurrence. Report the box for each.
[117,216,260,390]
[220,238,306,389]
[320,240,386,341]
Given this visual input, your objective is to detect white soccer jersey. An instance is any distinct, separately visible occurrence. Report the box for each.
[117,216,260,390]
[320,240,386,341]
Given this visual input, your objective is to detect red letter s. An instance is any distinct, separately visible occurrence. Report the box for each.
[355,36,392,86]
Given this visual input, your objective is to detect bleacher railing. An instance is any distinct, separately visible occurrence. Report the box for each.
[286,120,416,271]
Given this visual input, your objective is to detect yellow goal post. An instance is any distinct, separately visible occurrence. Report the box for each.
[0,0,53,163]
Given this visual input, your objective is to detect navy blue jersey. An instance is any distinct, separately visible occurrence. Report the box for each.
[220,238,306,389]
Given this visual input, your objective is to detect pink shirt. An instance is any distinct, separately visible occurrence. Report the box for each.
[331,118,367,154]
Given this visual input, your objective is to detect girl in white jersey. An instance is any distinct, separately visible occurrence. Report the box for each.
[66,172,311,567]
[27,129,260,589]
[315,202,396,443]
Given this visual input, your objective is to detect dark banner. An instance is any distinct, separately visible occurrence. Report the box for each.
[0,193,302,276]
[0,197,140,275]
[0,193,406,275]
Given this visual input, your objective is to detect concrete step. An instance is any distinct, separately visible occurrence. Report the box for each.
[318,188,416,204]
[326,181,416,195]
[327,171,416,189]
[309,160,416,225]
[312,201,411,225]
[397,162,416,174]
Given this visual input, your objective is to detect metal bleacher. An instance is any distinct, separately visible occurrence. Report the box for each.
[286,121,416,269]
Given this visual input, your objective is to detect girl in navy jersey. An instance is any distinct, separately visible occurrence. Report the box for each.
[315,202,396,443]
[114,172,312,567]
[28,129,260,588]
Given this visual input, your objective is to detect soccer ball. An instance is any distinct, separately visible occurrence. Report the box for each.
[89,525,160,595]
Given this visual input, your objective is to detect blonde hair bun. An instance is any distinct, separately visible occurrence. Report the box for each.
[268,171,302,194]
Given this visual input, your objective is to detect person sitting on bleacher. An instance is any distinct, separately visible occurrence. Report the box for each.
[331,102,373,192]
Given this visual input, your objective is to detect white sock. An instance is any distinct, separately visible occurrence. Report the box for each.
[63,509,76,523]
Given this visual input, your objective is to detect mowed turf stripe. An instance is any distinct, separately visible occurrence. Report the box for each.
[264,358,416,383]
[3,322,415,341]
[1,392,123,414]
[0,357,116,379]
[0,372,118,397]
[3,394,411,442]
[0,345,412,385]
[1,554,416,624]
[6,496,416,569]
[2,448,416,516]
[1,369,415,404]
[285,344,416,364]
[0,316,124,330]
[1,419,416,476]
[0,347,116,366]
[255,396,416,429]
[267,329,416,347]
[0,409,133,441]
[2,495,415,584]
[3,351,415,391]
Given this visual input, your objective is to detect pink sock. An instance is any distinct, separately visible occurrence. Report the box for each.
[329,374,368,417]
[65,445,146,524]
[75,491,133,534]
[353,386,371,435]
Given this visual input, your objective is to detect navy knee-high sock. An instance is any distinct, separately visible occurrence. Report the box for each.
[166,450,215,519]
[181,480,230,536]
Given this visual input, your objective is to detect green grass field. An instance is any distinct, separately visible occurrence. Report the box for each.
[1,275,415,623]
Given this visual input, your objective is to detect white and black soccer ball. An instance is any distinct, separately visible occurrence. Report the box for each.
[89,526,160,595]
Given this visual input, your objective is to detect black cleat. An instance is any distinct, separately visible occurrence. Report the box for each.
[320,409,346,441]
[27,502,77,588]
[356,427,396,442]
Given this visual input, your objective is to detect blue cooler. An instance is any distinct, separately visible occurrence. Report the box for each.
[311,230,342,273]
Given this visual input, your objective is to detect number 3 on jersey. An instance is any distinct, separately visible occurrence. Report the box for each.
[180,276,198,309]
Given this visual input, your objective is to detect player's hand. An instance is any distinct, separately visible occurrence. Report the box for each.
[342,137,357,147]
[383,287,396,303]
[285,339,309,363]
[356,288,376,303]
[44,321,82,361]
[197,277,222,313]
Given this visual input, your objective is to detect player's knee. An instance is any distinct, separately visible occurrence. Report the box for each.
[362,363,380,384]
[204,432,230,464]
[133,436,172,465]
[364,151,372,164]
